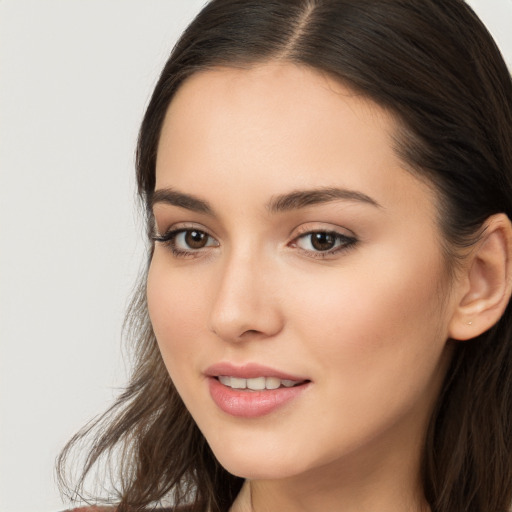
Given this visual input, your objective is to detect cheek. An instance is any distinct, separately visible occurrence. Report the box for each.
[146,254,209,369]
[287,244,448,397]
[295,258,441,337]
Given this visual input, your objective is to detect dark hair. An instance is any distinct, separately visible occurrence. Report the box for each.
[57,1,512,511]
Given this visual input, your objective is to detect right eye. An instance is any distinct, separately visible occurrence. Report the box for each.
[152,228,219,257]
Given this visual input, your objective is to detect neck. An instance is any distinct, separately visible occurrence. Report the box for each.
[231,471,430,512]
[229,414,432,512]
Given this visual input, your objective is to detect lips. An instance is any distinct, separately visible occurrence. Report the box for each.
[205,363,310,418]
[205,362,308,381]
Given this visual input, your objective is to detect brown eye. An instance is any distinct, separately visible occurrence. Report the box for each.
[184,230,209,249]
[293,230,357,256]
[152,227,219,257]
[310,232,336,251]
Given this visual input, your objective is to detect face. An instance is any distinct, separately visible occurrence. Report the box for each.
[147,63,456,483]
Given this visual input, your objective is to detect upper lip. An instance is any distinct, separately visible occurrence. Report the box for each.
[205,362,309,382]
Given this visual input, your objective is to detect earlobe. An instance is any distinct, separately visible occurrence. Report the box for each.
[448,213,512,341]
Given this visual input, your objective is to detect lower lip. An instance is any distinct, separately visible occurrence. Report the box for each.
[208,377,309,418]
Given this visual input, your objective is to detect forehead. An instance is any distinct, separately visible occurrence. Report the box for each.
[158,63,394,162]
[155,62,436,219]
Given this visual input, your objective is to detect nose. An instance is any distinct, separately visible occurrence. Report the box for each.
[208,249,284,343]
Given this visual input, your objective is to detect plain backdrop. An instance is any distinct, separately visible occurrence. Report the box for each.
[1,1,511,511]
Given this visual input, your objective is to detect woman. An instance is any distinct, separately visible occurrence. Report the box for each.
[58,1,512,511]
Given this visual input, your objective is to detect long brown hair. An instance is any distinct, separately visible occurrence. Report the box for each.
[57,1,512,511]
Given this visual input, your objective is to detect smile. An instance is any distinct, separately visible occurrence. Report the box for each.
[205,363,311,417]
[217,375,302,390]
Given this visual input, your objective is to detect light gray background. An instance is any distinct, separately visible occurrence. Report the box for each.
[1,1,511,511]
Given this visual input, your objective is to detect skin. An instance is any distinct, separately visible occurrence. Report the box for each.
[147,62,465,512]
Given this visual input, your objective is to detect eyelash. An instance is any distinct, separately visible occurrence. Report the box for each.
[152,227,358,260]
[290,230,357,259]
[152,228,218,259]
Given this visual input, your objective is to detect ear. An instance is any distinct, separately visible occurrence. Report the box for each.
[449,213,512,341]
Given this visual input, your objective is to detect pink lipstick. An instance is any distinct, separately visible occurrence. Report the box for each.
[205,363,310,418]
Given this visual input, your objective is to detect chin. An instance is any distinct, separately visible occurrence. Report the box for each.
[205,437,314,480]
[216,457,299,481]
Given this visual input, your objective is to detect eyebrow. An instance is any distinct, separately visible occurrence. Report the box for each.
[267,187,382,213]
[150,186,381,215]
[151,188,214,215]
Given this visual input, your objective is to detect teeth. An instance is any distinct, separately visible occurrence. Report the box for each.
[231,377,247,389]
[265,377,281,390]
[218,376,301,390]
[218,375,231,386]
[247,377,265,390]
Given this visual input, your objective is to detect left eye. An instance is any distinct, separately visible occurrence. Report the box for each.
[173,229,217,250]
[294,231,354,252]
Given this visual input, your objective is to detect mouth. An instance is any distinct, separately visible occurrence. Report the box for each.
[205,363,311,418]
[216,375,306,390]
